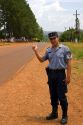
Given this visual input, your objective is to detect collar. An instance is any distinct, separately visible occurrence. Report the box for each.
[51,44,62,52]
[59,44,63,48]
[52,44,62,49]
[47,44,63,53]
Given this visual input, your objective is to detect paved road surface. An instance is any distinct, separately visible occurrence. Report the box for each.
[0,43,46,84]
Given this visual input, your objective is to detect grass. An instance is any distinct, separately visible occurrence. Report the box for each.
[63,42,83,74]
[64,42,83,59]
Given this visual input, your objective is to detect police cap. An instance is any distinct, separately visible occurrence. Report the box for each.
[48,32,58,39]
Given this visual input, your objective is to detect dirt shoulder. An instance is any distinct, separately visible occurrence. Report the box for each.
[0,44,83,125]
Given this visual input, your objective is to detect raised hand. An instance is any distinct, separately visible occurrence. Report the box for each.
[32,45,38,51]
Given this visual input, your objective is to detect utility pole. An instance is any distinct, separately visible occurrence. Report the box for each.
[73,10,80,31]
[73,10,80,42]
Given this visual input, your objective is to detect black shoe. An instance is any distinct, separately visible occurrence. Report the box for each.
[61,116,68,124]
[46,112,58,120]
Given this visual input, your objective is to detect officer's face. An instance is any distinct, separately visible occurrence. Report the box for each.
[50,37,59,47]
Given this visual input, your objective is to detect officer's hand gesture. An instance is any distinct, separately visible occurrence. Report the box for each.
[32,45,38,52]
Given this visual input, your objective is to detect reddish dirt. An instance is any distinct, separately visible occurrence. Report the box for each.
[0,44,83,125]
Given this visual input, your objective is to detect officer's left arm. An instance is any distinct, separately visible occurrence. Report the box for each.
[66,59,71,84]
[65,47,72,84]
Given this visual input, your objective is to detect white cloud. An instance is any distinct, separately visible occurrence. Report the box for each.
[28,0,83,31]
[45,0,66,11]
[60,0,83,2]
[28,0,65,19]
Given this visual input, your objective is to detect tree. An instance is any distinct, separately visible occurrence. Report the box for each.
[60,28,82,42]
[0,0,43,40]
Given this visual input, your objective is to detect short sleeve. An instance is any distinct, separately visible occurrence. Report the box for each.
[64,47,72,60]
[42,50,48,62]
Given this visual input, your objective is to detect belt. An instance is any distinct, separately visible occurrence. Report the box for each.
[46,67,65,72]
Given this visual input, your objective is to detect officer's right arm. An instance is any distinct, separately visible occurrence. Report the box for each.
[32,45,48,63]
[34,50,44,63]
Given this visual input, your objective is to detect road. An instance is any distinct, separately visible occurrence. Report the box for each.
[0,43,46,84]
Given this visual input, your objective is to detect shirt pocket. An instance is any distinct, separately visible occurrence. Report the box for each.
[56,52,64,58]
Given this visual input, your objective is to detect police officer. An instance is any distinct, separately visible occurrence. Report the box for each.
[32,32,72,124]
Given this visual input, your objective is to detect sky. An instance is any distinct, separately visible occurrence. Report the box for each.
[27,0,83,32]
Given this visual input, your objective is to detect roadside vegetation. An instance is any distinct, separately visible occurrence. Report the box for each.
[63,42,83,74]
[64,42,83,59]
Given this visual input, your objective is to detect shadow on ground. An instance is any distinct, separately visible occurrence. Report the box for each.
[17,115,60,124]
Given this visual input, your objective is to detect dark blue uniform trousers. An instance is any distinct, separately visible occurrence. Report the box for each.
[47,69,68,112]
